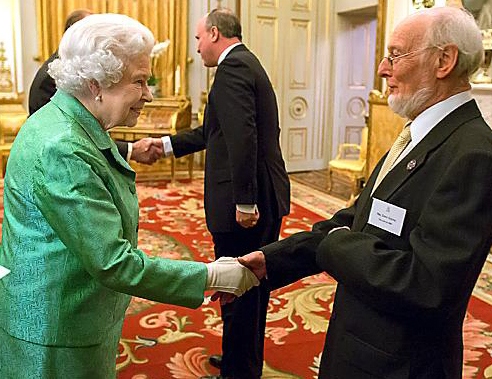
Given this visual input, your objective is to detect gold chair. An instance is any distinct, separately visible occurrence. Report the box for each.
[327,126,368,201]
[366,90,406,179]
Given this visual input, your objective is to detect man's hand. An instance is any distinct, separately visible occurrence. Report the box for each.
[211,291,236,305]
[205,257,260,296]
[131,138,163,164]
[238,251,267,280]
[236,209,260,228]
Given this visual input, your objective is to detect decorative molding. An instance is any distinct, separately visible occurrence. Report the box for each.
[254,16,279,89]
[292,0,311,12]
[289,19,311,89]
[289,96,308,120]
[258,0,277,9]
[347,97,366,119]
[287,128,308,161]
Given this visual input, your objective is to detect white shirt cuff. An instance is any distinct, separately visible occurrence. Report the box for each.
[126,142,133,162]
[236,204,258,214]
[161,136,174,157]
[328,226,350,235]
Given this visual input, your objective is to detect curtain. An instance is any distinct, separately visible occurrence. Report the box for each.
[36,0,187,97]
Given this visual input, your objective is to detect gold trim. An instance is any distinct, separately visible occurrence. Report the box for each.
[368,88,387,105]
[373,0,387,92]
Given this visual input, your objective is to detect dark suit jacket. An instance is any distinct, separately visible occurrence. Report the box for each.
[28,52,129,157]
[171,44,290,233]
[262,100,492,378]
[29,53,58,116]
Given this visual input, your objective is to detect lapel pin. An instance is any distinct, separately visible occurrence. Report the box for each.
[406,159,417,171]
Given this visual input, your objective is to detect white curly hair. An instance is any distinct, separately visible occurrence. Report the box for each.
[48,13,154,96]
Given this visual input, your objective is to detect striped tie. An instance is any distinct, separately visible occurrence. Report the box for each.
[372,124,412,193]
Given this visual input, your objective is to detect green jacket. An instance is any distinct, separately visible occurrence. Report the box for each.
[0,90,207,347]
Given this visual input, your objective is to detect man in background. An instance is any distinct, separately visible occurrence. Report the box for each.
[29,9,91,116]
[239,6,492,378]
[162,8,290,379]
[29,8,162,164]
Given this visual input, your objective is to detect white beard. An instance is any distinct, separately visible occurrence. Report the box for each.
[388,87,433,119]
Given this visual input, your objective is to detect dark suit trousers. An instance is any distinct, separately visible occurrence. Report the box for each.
[212,218,282,379]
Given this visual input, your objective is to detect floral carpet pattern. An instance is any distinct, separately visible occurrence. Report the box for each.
[117,179,492,379]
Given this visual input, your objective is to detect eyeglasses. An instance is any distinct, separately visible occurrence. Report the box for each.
[382,46,444,67]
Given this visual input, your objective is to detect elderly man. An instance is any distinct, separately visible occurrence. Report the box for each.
[240,6,492,379]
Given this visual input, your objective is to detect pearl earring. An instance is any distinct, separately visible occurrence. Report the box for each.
[95,95,101,102]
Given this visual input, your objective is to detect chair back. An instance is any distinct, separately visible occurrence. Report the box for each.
[359,126,368,162]
[366,90,406,177]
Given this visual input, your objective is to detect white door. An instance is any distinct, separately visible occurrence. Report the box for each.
[241,0,330,172]
[331,11,377,152]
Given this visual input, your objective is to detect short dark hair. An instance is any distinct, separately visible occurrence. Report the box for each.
[206,8,242,41]
[64,9,92,31]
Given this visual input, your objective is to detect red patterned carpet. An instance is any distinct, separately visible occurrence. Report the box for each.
[115,178,492,379]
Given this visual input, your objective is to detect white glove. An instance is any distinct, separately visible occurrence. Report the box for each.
[206,257,260,296]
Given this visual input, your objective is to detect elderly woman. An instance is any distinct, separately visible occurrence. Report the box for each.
[0,13,257,379]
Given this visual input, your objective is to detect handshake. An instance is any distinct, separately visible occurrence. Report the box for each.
[130,137,164,164]
[205,252,267,303]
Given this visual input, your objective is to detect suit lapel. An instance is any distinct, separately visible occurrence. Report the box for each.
[357,100,482,215]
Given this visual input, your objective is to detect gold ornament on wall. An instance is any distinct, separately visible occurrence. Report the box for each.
[148,40,171,97]
[0,42,13,93]
[412,0,435,9]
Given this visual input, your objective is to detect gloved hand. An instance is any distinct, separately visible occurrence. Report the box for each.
[206,257,260,296]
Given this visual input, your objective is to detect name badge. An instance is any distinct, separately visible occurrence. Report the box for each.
[368,198,406,236]
[0,265,10,279]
